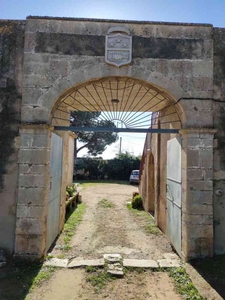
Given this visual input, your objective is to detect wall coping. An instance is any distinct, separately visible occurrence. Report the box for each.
[26,16,213,27]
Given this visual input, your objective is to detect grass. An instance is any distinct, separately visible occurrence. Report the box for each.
[74,180,129,190]
[63,202,86,250]
[126,202,160,235]
[98,198,115,208]
[86,266,115,293]
[168,267,205,300]
[0,260,57,300]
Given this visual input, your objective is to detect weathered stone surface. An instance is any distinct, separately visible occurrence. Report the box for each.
[123,259,158,268]
[68,258,104,268]
[18,149,49,164]
[107,269,124,277]
[44,258,68,268]
[157,259,181,268]
[103,254,122,263]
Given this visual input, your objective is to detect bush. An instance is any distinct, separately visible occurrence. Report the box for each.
[132,194,143,209]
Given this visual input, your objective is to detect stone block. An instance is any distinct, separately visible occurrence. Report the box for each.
[50,60,68,78]
[19,164,47,175]
[16,217,46,235]
[199,150,213,169]
[19,149,49,164]
[187,149,200,167]
[24,32,36,52]
[192,60,213,77]
[187,169,203,180]
[18,187,46,205]
[18,174,46,188]
[24,74,53,88]
[182,213,213,225]
[183,223,213,240]
[26,19,49,33]
[27,234,46,255]
[169,60,193,77]
[44,258,68,268]
[123,259,158,268]
[24,53,50,64]
[182,203,213,215]
[23,62,50,77]
[22,87,44,105]
[188,180,213,191]
[14,235,29,253]
[16,205,46,219]
[21,105,49,123]
[20,134,49,149]
[182,236,213,258]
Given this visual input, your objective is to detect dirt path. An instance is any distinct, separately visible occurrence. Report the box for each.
[51,183,174,260]
[28,183,182,300]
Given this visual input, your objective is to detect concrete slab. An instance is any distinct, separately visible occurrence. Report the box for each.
[44,258,69,268]
[68,258,104,268]
[157,259,181,268]
[123,259,158,268]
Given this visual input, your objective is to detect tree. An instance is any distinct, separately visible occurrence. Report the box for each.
[71,111,118,158]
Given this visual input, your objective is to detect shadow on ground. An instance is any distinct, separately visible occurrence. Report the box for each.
[0,259,43,300]
[191,254,225,298]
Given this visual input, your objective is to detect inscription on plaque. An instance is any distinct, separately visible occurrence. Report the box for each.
[105,27,132,67]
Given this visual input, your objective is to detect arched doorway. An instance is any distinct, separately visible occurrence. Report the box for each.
[16,66,215,261]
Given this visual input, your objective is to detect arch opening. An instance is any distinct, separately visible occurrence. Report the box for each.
[50,76,183,132]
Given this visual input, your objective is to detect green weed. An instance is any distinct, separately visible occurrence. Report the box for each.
[86,268,115,293]
[98,198,115,208]
[126,202,159,235]
[63,203,86,250]
[169,267,204,299]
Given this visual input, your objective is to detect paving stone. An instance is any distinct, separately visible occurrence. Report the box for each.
[103,254,122,263]
[68,258,104,268]
[157,259,181,268]
[44,258,68,268]
[163,253,179,260]
[123,259,158,268]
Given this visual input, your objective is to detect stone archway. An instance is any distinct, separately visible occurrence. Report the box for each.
[16,69,216,260]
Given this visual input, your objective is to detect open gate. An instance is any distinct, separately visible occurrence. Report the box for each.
[46,133,63,250]
[166,137,182,255]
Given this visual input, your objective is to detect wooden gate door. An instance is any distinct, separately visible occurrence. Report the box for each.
[166,137,182,256]
[46,133,63,250]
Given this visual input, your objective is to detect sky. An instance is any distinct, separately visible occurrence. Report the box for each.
[1,0,225,158]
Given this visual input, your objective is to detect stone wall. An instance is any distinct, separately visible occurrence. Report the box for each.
[212,28,225,254]
[0,20,25,252]
[0,16,223,259]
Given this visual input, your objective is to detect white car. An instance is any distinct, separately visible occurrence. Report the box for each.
[129,170,139,184]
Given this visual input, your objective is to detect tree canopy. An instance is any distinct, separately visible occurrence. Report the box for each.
[71,111,118,157]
